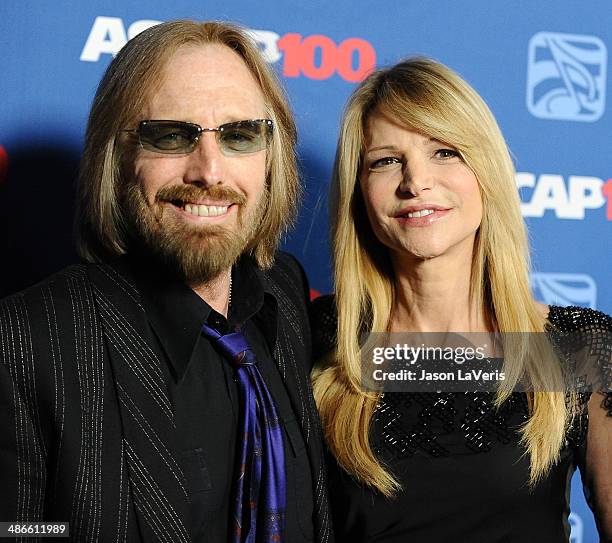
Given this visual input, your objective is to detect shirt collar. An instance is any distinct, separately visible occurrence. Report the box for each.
[126,254,278,381]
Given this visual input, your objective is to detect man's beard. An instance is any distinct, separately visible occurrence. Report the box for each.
[122,182,267,284]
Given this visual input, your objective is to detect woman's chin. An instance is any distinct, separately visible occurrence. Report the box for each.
[390,242,448,262]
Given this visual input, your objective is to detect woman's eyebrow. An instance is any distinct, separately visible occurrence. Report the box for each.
[365,144,400,153]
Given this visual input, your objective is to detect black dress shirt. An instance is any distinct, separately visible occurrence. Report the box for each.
[128,255,314,542]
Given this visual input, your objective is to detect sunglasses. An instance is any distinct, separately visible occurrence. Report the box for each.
[122,119,273,155]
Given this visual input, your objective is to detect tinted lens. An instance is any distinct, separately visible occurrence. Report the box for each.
[218,120,272,154]
[138,121,199,153]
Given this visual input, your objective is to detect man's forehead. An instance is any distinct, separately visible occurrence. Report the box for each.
[142,43,266,119]
[162,44,262,95]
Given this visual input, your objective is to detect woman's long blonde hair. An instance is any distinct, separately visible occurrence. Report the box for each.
[313,58,574,497]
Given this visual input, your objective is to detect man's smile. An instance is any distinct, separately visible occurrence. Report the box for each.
[163,198,236,221]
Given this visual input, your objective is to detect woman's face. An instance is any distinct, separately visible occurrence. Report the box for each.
[359,111,483,263]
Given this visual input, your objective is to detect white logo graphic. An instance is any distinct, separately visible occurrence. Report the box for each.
[80,17,160,62]
[527,32,607,122]
[244,29,282,63]
[80,17,376,82]
[569,512,583,543]
[530,273,597,309]
[517,172,610,220]
[80,17,280,64]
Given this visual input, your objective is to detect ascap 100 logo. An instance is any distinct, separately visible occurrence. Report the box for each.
[517,172,612,220]
[531,273,597,309]
[569,512,583,543]
[80,16,376,82]
[526,32,607,122]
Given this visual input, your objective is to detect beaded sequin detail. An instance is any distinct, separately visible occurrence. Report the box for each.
[311,297,611,460]
[373,392,529,458]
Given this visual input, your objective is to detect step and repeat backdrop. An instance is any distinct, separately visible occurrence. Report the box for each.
[1,1,610,540]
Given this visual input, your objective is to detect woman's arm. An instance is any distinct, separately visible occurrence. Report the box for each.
[579,391,612,540]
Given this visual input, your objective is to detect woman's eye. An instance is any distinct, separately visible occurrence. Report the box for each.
[435,148,460,159]
[369,157,401,171]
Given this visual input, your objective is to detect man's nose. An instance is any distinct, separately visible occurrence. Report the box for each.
[183,132,224,187]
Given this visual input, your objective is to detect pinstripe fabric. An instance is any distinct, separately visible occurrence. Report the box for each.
[0,254,333,543]
[67,268,105,542]
[262,255,333,543]
[41,286,65,508]
[116,440,130,543]
[0,295,46,526]
[90,263,190,543]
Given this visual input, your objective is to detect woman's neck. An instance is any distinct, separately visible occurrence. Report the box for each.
[389,251,490,333]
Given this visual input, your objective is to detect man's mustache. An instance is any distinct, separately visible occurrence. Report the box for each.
[155,184,247,206]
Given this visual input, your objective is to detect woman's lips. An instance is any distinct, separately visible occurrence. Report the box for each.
[394,207,452,226]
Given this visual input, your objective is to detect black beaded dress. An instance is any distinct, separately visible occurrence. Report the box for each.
[311,296,612,543]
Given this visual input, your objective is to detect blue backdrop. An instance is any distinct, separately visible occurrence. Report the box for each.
[1,2,610,540]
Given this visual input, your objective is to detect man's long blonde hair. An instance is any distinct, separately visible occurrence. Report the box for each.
[75,20,299,268]
[313,58,573,497]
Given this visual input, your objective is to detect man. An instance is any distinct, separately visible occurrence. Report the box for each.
[0,20,332,543]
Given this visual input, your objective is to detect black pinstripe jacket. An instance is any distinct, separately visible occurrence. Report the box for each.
[0,253,332,543]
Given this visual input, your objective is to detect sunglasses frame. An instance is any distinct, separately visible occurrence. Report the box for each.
[121,119,273,155]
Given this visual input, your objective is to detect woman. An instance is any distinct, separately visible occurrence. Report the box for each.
[312,58,611,542]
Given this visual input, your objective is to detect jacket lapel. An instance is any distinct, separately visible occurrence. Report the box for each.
[88,261,191,543]
[261,269,333,543]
